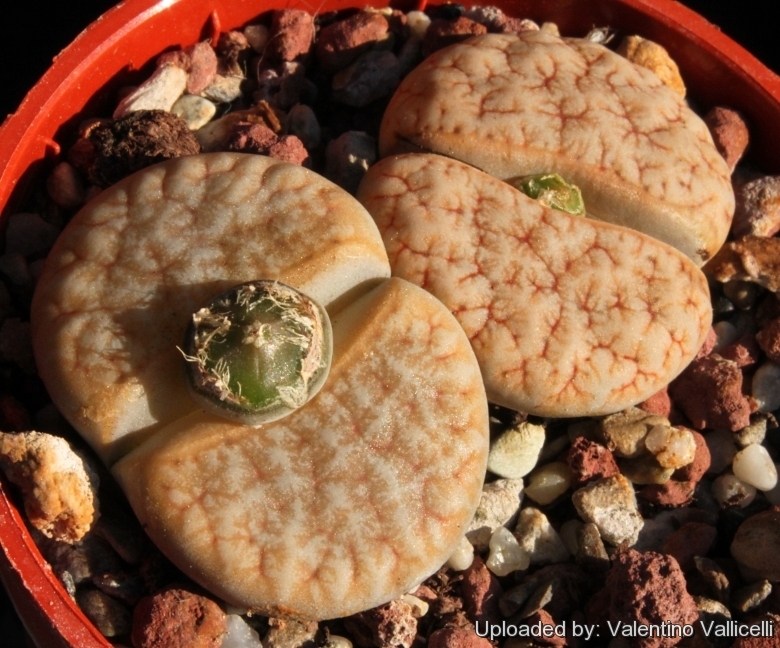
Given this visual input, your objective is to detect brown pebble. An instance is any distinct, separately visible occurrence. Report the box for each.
[603,548,698,648]
[264,617,318,648]
[429,626,491,648]
[422,17,488,58]
[662,522,717,572]
[669,355,752,432]
[0,394,31,431]
[263,10,315,68]
[707,235,780,293]
[673,429,710,482]
[317,11,390,73]
[703,107,749,172]
[87,110,201,188]
[567,436,619,488]
[731,510,780,582]
[461,555,502,625]
[46,161,86,209]
[131,587,226,648]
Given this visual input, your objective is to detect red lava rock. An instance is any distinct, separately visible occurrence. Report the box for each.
[719,333,761,368]
[695,326,717,360]
[731,614,780,648]
[87,110,201,188]
[602,549,698,648]
[757,318,780,363]
[732,176,780,238]
[461,555,502,626]
[673,429,710,482]
[638,386,672,418]
[662,522,717,572]
[158,42,218,95]
[227,122,310,166]
[0,394,31,431]
[522,610,566,646]
[422,17,488,58]
[668,355,752,432]
[703,107,749,172]
[317,11,390,73]
[638,479,696,507]
[131,587,226,648]
[429,626,492,648]
[263,10,315,68]
[344,599,418,648]
[567,437,620,488]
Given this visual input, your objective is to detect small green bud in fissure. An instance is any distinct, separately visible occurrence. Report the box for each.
[509,173,586,216]
[181,280,332,426]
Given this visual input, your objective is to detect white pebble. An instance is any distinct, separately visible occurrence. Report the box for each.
[644,425,696,469]
[487,421,545,479]
[732,444,778,491]
[113,65,188,118]
[221,614,263,648]
[171,95,216,130]
[486,526,529,576]
[764,465,780,505]
[753,362,780,413]
[712,473,757,508]
[446,534,474,571]
[243,24,269,53]
[407,11,431,41]
[524,462,570,504]
[705,429,738,474]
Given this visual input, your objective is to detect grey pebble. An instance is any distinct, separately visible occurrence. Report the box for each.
[325,131,377,195]
[332,50,402,107]
[4,212,61,257]
[76,588,132,637]
[287,104,321,150]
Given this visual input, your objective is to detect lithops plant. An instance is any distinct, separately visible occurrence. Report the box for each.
[379,31,734,266]
[359,154,711,417]
[359,29,732,416]
[31,152,489,619]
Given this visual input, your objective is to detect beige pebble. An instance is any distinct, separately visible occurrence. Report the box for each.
[465,477,524,550]
[113,64,187,118]
[171,95,217,130]
[487,421,545,478]
[617,35,686,97]
[572,474,643,546]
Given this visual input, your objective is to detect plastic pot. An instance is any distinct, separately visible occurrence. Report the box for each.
[1,1,779,646]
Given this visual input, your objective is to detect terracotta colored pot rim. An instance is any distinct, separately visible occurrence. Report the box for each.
[1,1,780,646]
